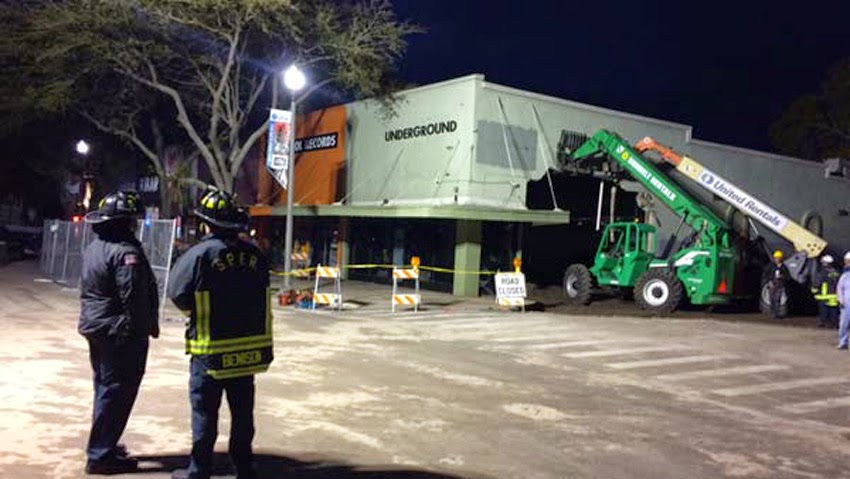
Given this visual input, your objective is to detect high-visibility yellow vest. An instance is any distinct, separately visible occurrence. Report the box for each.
[813,281,839,307]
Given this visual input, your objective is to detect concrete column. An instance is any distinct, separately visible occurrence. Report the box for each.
[453,219,482,297]
[338,217,350,279]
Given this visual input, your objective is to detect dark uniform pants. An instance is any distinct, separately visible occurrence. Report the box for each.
[87,336,149,462]
[770,284,786,318]
[188,357,256,479]
[818,302,840,328]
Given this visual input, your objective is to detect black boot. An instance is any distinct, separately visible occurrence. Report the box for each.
[85,455,139,475]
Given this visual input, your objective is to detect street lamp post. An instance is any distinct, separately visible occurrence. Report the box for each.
[282,64,306,289]
[75,140,94,212]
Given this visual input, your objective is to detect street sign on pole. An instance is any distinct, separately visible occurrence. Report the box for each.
[266,108,292,189]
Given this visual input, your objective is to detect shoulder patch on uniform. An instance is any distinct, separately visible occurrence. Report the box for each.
[124,254,139,265]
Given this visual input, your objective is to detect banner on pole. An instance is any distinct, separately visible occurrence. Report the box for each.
[266,108,292,189]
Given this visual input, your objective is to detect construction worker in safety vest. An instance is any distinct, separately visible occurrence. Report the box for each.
[768,250,790,319]
[79,191,159,475]
[811,254,840,328]
[167,189,271,479]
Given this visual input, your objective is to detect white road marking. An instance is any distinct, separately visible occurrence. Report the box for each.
[488,330,599,343]
[529,339,646,350]
[606,354,735,370]
[403,312,496,320]
[562,345,687,358]
[401,315,517,325]
[655,364,789,381]
[433,320,554,331]
[778,396,850,414]
[712,377,849,397]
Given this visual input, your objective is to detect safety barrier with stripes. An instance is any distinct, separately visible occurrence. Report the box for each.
[312,264,342,311]
[392,293,421,307]
[392,267,421,313]
[291,252,310,278]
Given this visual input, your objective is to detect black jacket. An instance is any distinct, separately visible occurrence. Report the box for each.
[811,265,840,297]
[79,231,160,341]
[768,262,790,288]
[167,233,272,378]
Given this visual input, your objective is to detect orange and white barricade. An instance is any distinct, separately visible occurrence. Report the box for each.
[392,259,421,313]
[291,251,310,278]
[312,264,342,311]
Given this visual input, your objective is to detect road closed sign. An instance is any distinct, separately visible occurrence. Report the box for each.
[495,272,526,299]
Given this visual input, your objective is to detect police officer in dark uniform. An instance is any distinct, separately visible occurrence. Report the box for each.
[167,189,272,479]
[768,250,790,319]
[79,191,159,475]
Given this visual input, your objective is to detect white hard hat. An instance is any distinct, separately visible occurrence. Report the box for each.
[845,251,850,262]
[821,254,834,264]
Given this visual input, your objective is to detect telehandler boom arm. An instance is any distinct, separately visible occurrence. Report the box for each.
[634,137,827,258]
[566,130,731,245]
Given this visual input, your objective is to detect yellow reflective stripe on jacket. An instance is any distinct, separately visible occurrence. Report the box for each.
[207,364,270,380]
[194,291,210,341]
[187,292,211,354]
[187,339,273,355]
[187,333,272,349]
[187,289,275,356]
[266,287,273,335]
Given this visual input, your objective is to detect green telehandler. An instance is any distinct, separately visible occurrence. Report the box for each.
[559,130,738,314]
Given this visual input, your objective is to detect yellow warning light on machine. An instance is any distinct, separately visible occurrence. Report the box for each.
[513,256,522,273]
[410,256,421,269]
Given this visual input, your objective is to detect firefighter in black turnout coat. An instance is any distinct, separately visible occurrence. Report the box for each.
[79,191,159,475]
[167,189,272,479]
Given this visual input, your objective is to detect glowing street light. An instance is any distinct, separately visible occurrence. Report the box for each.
[76,140,90,155]
[283,64,306,92]
[282,65,307,288]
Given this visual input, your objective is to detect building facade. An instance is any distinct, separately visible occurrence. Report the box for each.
[253,75,850,296]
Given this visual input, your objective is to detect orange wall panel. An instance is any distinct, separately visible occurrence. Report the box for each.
[256,105,347,206]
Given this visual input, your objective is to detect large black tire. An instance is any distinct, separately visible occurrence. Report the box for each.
[759,279,789,318]
[563,264,593,305]
[635,268,684,314]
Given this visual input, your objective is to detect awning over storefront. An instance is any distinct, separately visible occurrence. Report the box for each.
[249,204,569,225]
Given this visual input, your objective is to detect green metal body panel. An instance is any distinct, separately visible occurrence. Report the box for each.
[590,223,657,288]
[570,130,737,305]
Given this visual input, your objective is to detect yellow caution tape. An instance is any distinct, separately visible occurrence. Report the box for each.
[418,265,498,275]
[270,267,317,277]
[269,263,502,276]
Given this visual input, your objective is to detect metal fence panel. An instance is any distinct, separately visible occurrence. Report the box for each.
[137,220,176,303]
[39,219,176,309]
[40,220,56,274]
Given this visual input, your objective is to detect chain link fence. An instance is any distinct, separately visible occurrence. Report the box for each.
[40,219,177,307]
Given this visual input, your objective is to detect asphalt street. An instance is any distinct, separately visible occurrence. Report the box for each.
[1,260,849,478]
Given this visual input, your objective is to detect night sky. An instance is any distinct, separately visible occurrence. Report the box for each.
[393,0,850,153]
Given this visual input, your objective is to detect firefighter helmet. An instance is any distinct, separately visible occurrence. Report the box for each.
[84,191,144,224]
[194,189,245,230]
